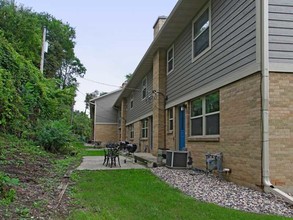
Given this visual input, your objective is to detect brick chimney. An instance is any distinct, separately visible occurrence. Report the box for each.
[153,16,167,38]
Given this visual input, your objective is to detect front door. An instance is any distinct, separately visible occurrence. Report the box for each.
[179,106,185,151]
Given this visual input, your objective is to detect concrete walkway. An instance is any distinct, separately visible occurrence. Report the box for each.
[76,155,146,170]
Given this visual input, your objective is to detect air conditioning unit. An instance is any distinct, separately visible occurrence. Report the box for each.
[166,150,188,168]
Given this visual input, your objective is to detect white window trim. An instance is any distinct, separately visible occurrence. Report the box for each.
[191,1,212,63]
[130,124,134,139]
[168,108,174,131]
[142,77,147,100]
[190,93,219,137]
[130,93,134,109]
[141,119,148,138]
[167,44,174,74]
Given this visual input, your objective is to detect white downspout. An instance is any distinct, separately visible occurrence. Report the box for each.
[261,0,293,204]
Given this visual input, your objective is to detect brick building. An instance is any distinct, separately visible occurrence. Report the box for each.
[92,0,293,196]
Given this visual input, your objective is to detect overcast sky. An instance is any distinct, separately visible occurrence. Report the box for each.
[15,0,178,112]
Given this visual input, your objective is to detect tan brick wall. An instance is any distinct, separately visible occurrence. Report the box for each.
[131,120,150,152]
[153,49,166,156]
[94,124,119,145]
[186,73,263,190]
[269,72,293,192]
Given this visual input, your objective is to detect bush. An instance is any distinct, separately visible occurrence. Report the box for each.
[0,172,19,205]
[36,120,73,153]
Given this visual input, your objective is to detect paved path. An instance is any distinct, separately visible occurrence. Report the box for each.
[76,156,146,170]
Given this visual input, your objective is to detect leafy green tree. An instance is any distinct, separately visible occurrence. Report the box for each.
[125,73,133,82]
[0,1,87,150]
[0,0,86,89]
[84,90,99,113]
[71,111,91,142]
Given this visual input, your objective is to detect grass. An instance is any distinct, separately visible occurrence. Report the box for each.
[68,169,291,220]
[81,149,105,157]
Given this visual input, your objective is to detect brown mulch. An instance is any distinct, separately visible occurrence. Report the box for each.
[0,146,75,220]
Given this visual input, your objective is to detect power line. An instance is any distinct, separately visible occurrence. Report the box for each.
[79,77,140,92]
[79,77,122,88]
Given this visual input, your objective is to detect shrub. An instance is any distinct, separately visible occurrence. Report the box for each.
[0,172,19,205]
[36,120,73,153]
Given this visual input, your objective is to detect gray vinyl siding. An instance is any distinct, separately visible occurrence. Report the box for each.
[127,70,153,123]
[167,0,257,103]
[269,0,293,63]
[95,91,121,123]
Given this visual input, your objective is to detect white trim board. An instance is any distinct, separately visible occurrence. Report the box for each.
[126,111,153,126]
[270,63,293,73]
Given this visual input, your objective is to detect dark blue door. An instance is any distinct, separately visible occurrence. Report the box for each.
[179,107,185,151]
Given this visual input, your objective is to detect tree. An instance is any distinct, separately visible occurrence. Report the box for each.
[71,110,91,142]
[0,1,86,89]
[84,90,99,113]
[125,73,133,82]
[0,1,81,142]
[56,57,86,89]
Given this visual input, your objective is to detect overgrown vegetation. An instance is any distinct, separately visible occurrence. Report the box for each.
[0,0,92,147]
[0,172,19,205]
[0,1,91,217]
[36,120,74,153]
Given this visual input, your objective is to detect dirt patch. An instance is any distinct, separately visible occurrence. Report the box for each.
[0,146,76,219]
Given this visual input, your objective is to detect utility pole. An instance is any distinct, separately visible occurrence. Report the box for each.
[40,27,47,74]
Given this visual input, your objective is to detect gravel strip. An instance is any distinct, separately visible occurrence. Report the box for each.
[151,167,293,218]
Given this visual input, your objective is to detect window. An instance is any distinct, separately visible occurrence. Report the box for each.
[142,77,147,99]
[167,45,174,74]
[168,108,174,131]
[130,93,134,109]
[141,119,148,138]
[129,124,134,139]
[190,92,219,136]
[192,2,211,61]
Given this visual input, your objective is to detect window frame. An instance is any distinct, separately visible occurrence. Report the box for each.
[191,1,212,62]
[141,119,148,138]
[142,77,147,100]
[190,91,220,137]
[167,45,174,74]
[129,124,134,139]
[130,93,134,109]
[168,108,174,132]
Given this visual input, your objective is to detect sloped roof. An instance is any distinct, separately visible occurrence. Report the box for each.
[114,0,207,107]
[90,89,122,102]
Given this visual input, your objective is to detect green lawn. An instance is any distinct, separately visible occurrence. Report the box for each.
[67,169,290,220]
[82,149,105,157]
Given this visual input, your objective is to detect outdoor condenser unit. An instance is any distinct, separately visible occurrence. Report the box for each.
[166,150,188,168]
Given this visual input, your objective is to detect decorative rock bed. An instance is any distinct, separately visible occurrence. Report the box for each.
[151,167,293,218]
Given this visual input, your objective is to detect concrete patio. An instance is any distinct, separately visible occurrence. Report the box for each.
[76,155,147,170]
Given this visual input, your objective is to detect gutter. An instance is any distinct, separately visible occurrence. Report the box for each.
[261,0,293,204]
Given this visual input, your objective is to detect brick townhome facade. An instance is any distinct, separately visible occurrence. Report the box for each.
[92,0,293,194]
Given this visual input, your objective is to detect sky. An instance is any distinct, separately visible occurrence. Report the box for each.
[15,0,178,112]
